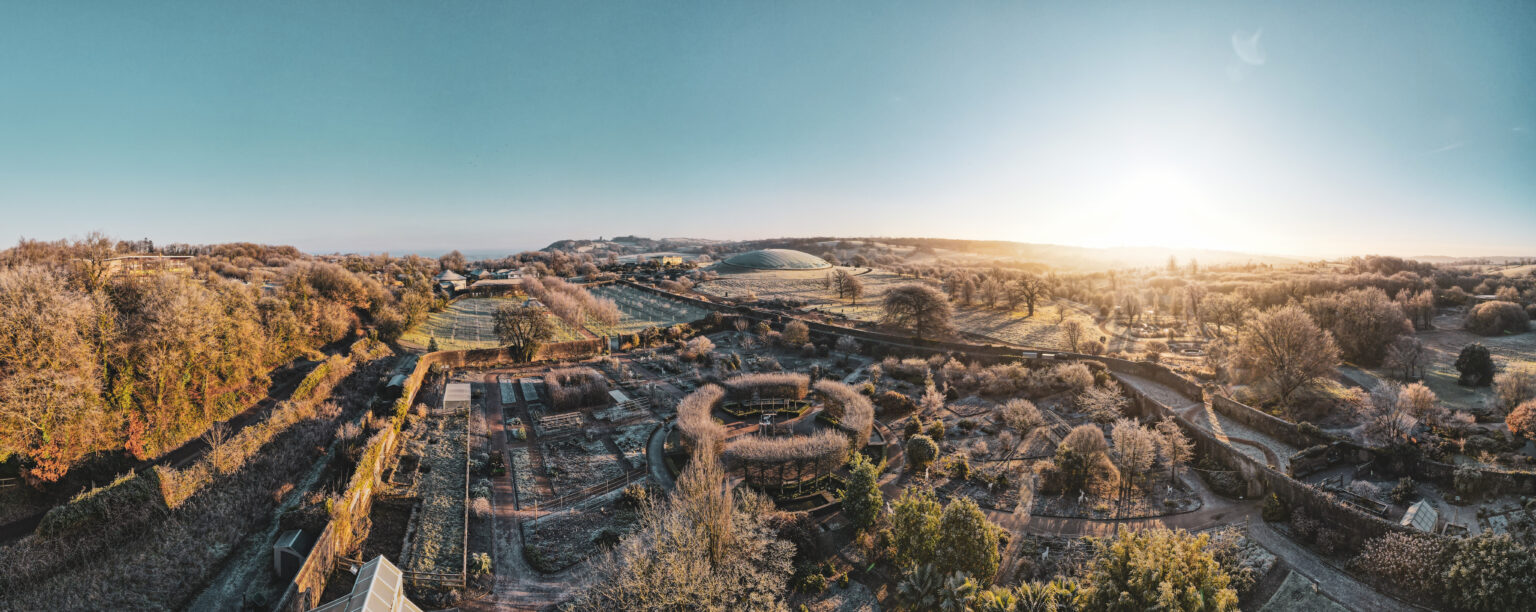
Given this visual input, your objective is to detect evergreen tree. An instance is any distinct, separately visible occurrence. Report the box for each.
[839,451,882,530]
[934,496,1002,582]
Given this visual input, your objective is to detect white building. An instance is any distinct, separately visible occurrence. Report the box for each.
[443,383,472,412]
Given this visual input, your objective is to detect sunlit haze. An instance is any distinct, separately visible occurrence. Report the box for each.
[2,1,1533,257]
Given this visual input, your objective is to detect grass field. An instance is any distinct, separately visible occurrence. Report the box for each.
[695,269,1097,350]
[400,297,514,350]
[400,297,585,350]
[1363,309,1536,413]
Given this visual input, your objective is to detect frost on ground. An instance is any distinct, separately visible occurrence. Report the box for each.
[509,447,544,509]
[521,496,642,573]
[406,409,468,575]
[542,436,627,495]
[611,422,654,469]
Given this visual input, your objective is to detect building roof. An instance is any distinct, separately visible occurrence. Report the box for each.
[470,278,522,288]
[444,383,472,404]
[308,556,423,612]
[721,249,832,271]
[435,269,465,281]
[609,389,630,404]
[1401,499,1439,532]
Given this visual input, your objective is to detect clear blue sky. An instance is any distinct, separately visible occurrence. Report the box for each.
[2,1,1533,257]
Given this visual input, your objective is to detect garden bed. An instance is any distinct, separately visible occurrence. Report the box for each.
[1030,478,1201,519]
[508,448,544,509]
[611,423,655,470]
[521,497,642,573]
[542,437,627,495]
[403,409,468,576]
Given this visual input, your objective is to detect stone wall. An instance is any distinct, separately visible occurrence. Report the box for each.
[1210,395,1331,451]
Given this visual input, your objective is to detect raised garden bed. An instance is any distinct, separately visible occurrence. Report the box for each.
[404,410,468,576]
[508,448,544,509]
[611,423,655,470]
[542,437,627,495]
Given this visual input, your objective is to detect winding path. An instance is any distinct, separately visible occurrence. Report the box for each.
[1116,372,1293,471]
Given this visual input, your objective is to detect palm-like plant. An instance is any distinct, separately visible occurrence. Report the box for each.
[896,563,945,611]
[937,571,979,612]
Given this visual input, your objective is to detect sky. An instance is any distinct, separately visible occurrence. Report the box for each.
[1,1,1533,258]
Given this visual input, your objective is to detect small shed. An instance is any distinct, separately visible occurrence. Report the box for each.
[608,389,631,405]
[1401,499,1439,533]
[273,529,313,578]
[443,383,472,412]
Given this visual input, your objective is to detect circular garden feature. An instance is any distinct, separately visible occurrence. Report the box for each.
[676,373,875,497]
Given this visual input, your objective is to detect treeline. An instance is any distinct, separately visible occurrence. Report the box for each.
[0,236,425,483]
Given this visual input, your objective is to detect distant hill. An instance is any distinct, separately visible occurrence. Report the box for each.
[730,236,1300,272]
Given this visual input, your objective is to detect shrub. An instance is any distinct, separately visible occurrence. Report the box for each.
[934,497,1001,582]
[1442,534,1536,612]
[1494,364,1536,413]
[1077,528,1239,611]
[997,398,1043,434]
[907,435,939,470]
[904,415,924,438]
[1466,301,1531,336]
[840,452,883,530]
[619,483,651,509]
[1503,399,1536,442]
[470,552,492,576]
[926,420,946,440]
[1391,477,1416,505]
[782,320,810,346]
[877,390,918,415]
[1052,362,1095,393]
[1346,480,1382,502]
[1352,532,1447,591]
[723,372,810,401]
[545,367,609,410]
[814,379,875,448]
[1456,344,1496,386]
[1261,493,1288,522]
[949,457,971,480]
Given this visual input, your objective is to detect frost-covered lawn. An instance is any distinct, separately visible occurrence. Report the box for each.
[405,410,468,575]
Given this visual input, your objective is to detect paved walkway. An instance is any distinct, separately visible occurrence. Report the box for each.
[1244,519,1428,612]
[646,421,675,489]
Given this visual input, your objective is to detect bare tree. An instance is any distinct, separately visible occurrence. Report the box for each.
[845,273,864,305]
[1061,319,1086,352]
[1233,305,1340,418]
[1154,417,1192,480]
[1110,419,1159,496]
[1010,274,1050,317]
[1384,336,1427,381]
[494,304,555,362]
[1399,382,1446,426]
[1201,292,1252,339]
